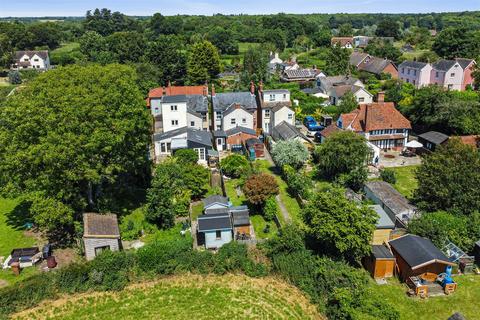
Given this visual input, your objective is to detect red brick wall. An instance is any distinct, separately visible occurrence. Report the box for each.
[227,132,257,146]
[384,63,398,79]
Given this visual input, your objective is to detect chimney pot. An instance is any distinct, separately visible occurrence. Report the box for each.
[377,91,385,103]
[211,84,216,97]
[250,81,255,94]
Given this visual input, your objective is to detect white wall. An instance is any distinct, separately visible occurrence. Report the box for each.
[354,89,373,104]
[204,230,233,249]
[161,102,188,132]
[223,108,254,131]
[263,91,290,104]
[151,99,162,116]
[262,109,271,133]
[154,132,188,158]
[187,112,203,130]
[443,63,463,90]
[271,106,295,128]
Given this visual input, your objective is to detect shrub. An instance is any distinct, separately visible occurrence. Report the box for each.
[263,197,278,221]
[220,154,250,178]
[55,262,91,293]
[8,70,21,84]
[282,165,313,198]
[88,250,135,291]
[136,239,193,274]
[243,173,279,206]
[174,148,200,165]
[271,140,309,169]
[380,168,396,184]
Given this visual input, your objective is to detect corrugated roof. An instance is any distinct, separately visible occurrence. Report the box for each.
[418,131,449,145]
[370,205,395,229]
[364,181,416,220]
[83,213,120,238]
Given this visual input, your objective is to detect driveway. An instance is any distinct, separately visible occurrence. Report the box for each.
[379,152,422,168]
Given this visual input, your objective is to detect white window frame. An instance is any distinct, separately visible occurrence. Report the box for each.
[194,148,205,161]
[264,109,270,118]
[171,120,179,126]
[231,118,236,125]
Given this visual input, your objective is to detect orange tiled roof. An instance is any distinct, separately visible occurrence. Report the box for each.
[320,124,342,138]
[457,135,480,148]
[341,102,411,132]
[146,85,207,107]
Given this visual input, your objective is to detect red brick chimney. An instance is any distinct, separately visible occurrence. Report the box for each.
[377,91,385,103]
[250,81,255,95]
[203,85,208,97]
[167,80,171,87]
[211,84,216,97]
[162,86,167,96]
[259,80,264,94]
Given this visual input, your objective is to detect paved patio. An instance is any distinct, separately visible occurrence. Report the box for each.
[379,151,422,168]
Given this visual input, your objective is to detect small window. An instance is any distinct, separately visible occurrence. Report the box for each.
[414,70,417,76]
[450,73,455,77]
[287,114,293,120]
[407,69,410,75]
[160,143,166,153]
[94,245,110,256]
[264,110,270,118]
[34,58,39,62]
[217,138,222,145]
[24,58,29,62]
[171,105,178,111]
[216,112,222,120]
[413,80,416,85]
[242,118,247,124]
[283,93,287,100]
[358,97,365,103]
[436,71,439,78]
[215,230,222,239]
[154,107,159,114]
[231,118,236,125]
[190,121,195,127]
[269,94,275,102]
[401,68,404,73]
[195,148,205,161]
[171,120,178,126]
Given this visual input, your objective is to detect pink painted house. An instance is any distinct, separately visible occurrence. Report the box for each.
[398,61,433,88]
[399,59,476,91]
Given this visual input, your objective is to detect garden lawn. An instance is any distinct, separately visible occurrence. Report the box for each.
[256,160,302,225]
[376,275,480,320]
[14,274,323,320]
[0,198,38,285]
[0,198,36,258]
[51,42,80,54]
[250,215,278,239]
[224,178,246,206]
[390,165,419,199]
[143,223,191,244]
[190,202,204,220]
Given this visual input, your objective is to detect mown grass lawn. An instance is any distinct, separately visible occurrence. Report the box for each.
[390,165,419,199]
[15,274,323,320]
[250,215,278,239]
[256,160,302,225]
[224,178,246,206]
[0,198,38,285]
[376,275,480,320]
[51,42,80,54]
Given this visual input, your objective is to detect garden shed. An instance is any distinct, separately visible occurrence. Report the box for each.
[389,234,456,281]
[363,245,396,279]
[83,213,121,261]
[370,205,395,245]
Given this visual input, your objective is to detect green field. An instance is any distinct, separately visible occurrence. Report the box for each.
[51,42,80,55]
[14,274,323,320]
[377,275,480,320]
[390,165,419,199]
[250,214,278,239]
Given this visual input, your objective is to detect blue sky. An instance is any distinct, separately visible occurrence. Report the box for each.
[1,0,479,17]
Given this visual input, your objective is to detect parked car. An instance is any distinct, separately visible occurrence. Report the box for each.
[303,116,324,133]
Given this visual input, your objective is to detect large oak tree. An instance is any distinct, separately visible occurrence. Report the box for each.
[0,64,151,215]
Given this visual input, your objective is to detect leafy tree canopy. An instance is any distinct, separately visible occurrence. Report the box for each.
[415,138,480,215]
[220,154,250,178]
[0,64,151,213]
[187,40,221,84]
[302,187,377,262]
[243,173,279,206]
[271,139,309,169]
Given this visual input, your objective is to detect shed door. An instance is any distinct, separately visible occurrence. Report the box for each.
[375,260,387,278]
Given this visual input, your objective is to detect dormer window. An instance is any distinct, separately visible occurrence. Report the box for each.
[34,58,39,62]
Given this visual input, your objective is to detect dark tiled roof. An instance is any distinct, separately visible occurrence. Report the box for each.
[162,95,187,103]
[372,245,395,259]
[455,58,475,70]
[226,126,257,137]
[432,59,457,72]
[418,131,449,145]
[332,84,365,98]
[153,127,188,142]
[203,195,229,208]
[359,57,396,75]
[213,130,227,137]
[448,312,467,320]
[187,95,208,113]
[223,103,254,117]
[15,50,49,60]
[205,207,230,215]
[232,209,250,226]
[263,89,290,94]
[212,92,257,112]
[198,213,232,232]
[350,52,369,66]
[389,234,454,268]
[187,129,212,147]
[272,121,307,142]
[399,60,428,69]
[245,138,262,147]
[83,213,120,238]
